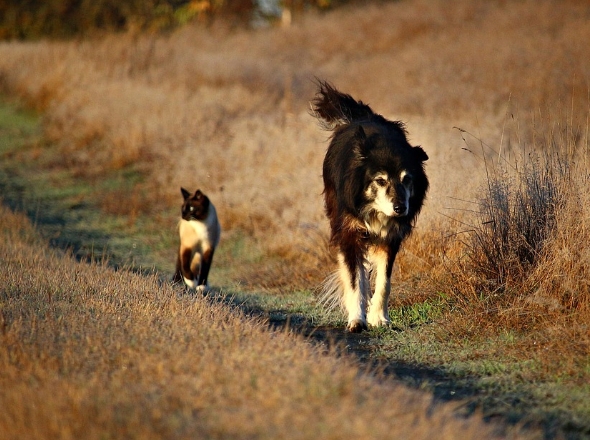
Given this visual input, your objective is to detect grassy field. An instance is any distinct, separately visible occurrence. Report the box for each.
[2,198,510,439]
[1,0,590,437]
[0,102,512,439]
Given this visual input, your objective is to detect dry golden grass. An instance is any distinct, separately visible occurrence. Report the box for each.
[1,0,590,430]
[0,204,505,439]
[422,128,590,380]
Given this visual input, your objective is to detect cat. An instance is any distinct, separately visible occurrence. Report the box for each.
[172,188,221,292]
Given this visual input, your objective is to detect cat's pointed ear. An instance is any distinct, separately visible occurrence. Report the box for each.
[195,189,203,200]
[181,187,191,200]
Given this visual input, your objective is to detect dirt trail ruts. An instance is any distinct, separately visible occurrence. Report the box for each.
[266,314,478,403]
[257,312,555,438]
[216,297,493,412]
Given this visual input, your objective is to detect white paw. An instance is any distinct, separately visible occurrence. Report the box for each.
[347,319,368,333]
[367,314,391,328]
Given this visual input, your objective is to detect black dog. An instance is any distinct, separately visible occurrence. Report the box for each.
[311,80,429,332]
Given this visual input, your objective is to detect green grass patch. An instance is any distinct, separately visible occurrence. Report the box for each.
[0,98,175,275]
[0,98,41,154]
[388,294,447,330]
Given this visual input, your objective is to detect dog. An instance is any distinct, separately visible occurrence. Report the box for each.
[311,80,429,333]
[172,188,221,291]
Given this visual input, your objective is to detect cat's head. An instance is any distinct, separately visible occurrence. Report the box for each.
[180,188,210,221]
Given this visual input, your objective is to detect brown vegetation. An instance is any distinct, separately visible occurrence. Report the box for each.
[435,133,590,381]
[0,0,590,433]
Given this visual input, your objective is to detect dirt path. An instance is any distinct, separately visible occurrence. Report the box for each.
[263,312,483,410]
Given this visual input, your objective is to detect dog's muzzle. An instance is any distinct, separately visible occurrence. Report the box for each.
[393,203,408,216]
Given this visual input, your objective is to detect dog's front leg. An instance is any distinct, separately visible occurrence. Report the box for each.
[367,245,392,327]
[337,252,369,333]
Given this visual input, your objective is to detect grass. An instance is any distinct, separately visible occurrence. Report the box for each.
[1,0,590,437]
[462,144,565,290]
[0,159,171,274]
[386,294,447,330]
[0,108,503,440]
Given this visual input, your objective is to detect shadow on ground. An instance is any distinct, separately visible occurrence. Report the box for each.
[203,287,588,440]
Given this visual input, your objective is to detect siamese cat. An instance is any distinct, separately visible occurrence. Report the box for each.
[173,188,221,291]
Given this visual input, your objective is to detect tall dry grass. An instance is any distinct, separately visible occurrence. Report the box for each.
[0,204,506,439]
[425,118,590,379]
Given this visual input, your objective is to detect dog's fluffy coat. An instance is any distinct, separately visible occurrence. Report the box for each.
[173,188,221,291]
[311,80,429,333]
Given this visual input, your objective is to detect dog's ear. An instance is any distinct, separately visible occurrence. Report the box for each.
[351,125,367,158]
[412,146,428,162]
[181,187,191,200]
[339,125,368,211]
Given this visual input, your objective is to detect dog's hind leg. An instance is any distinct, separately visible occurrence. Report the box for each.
[337,252,369,333]
[367,245,392,327]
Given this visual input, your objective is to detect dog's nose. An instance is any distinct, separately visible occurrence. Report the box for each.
[393,204,406,215]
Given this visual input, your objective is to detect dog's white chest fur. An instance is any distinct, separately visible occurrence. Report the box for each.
[364,213,393,239]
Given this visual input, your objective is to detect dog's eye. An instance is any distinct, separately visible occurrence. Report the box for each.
[375,177,387,187]
[402,174,413,186]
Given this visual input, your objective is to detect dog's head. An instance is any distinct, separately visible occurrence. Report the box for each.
[352,125,429,219]
[181,187,210,221]
[364,170,415,217]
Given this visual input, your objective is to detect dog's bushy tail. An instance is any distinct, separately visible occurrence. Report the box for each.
[310,79,375,130]
[317,270,344,312]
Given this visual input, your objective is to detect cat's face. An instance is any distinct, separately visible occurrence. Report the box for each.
[181,188,210,221]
